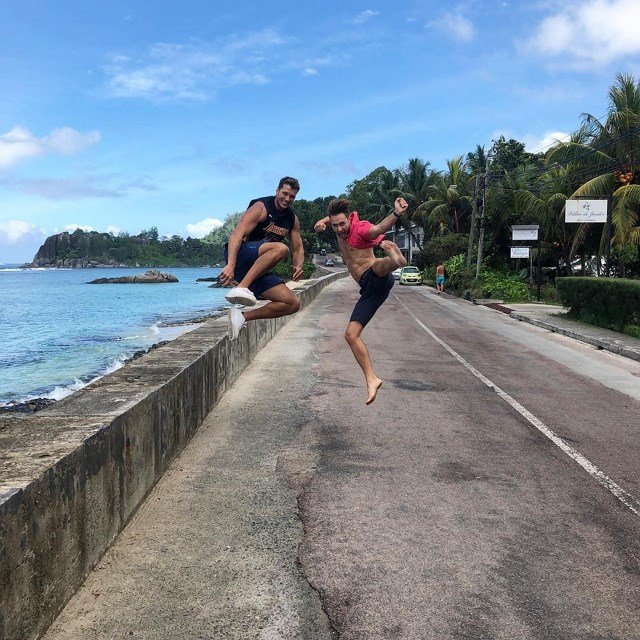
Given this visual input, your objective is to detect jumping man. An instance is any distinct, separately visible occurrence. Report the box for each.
[219,177,304,339]
[314,197,408,404]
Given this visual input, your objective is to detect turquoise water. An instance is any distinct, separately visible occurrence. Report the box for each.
[0,266,227,404]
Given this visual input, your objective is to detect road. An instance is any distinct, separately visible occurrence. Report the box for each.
[44,280,640,639]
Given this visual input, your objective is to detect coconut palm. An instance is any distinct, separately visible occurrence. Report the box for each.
[465,144,487,175]
[546,73,640,258]
[419,157,472,234]
[382,157,436,250]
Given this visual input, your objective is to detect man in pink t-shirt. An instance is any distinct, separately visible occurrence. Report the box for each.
[345,211,385,249]
[314,196,408,404]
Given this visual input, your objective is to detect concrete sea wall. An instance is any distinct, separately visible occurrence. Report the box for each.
[0,272,345,640]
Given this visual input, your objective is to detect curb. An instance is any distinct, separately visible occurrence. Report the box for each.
[510,312,640,364]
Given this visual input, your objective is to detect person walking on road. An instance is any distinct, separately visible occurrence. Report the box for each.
[220,177,305,340]
[436,262,446,294]
[314,197,408,404]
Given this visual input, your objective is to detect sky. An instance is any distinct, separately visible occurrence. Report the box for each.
[2,0,640,262]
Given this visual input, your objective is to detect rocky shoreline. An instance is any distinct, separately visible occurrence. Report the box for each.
[0,309,227,414]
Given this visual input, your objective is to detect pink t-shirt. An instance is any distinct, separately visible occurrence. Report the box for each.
[346,211,383,249]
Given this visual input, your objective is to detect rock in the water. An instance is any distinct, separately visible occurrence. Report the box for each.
[88,270,178,284]
[196,277,218,282]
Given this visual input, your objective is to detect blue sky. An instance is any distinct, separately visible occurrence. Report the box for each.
[2,0,640,262]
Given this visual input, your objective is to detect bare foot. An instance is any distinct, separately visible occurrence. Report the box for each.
[380,240,407,268]
[365,377,383,405]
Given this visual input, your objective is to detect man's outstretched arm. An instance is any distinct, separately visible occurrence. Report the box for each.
[290,216,305,281]
[366,197,408,240]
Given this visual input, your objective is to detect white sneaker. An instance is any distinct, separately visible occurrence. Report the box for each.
[228,307,246,340]
[225,286,257,307]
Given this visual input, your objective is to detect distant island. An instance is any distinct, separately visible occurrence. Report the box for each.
[24,226,223,268]
[24,197,339,269]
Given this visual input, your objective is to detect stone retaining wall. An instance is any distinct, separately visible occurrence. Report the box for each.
[0,272,346,640]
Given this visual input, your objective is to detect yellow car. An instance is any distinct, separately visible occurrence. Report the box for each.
[399,266,422,285]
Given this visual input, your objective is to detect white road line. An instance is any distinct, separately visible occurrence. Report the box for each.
[393,293,640,517]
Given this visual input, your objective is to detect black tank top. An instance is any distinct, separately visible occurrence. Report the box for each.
[245,196,295,242]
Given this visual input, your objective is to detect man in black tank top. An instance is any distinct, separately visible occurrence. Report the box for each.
[218,176,305,340]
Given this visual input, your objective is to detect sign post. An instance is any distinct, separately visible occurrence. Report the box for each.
[512,225,540,301]
[510,247,530,259]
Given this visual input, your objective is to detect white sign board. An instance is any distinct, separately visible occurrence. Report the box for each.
[565,199,608,223]
[510,246,530,259]
[512,225,539,241]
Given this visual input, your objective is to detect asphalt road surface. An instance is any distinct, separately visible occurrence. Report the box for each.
[44,279,640,640]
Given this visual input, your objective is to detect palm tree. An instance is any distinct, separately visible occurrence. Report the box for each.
[513,166,573,273]
[384,158,436,256]
[465,144,487,175]
[546,73,640,260]
[419,157,472,234]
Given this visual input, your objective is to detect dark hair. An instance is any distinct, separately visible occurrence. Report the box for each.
[327,198,351,217]
[278,176,300,191]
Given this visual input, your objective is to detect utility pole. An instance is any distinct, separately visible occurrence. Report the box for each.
[466,174,480,274]
[605,195,612,277]
[536,235,542,301]
[475,173,487,279]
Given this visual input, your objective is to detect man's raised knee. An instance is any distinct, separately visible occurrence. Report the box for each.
[275,243,289,260]
[289,296,301,314]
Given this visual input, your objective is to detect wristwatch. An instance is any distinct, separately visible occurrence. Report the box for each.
[393,211,403,218]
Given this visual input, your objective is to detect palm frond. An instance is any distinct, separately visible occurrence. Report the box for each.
[612,184,640,244]
[570,173,616,199]
[547,142,613,168]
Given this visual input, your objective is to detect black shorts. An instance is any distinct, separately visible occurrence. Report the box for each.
[349,267,394,328]
[224,240,285,298]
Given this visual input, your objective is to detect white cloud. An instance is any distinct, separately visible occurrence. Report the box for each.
[0,220,45,244]
[0,126,100,169]
[104,30,290,101]
[528,0,640,65]
[0,175,122,199]
[185,217,224,238]
[303,68,318,76]
[523,130,571,153]
[106,225,122,235]
[428,11,475,42]
[65,224,95,233]
[353,10,379,24]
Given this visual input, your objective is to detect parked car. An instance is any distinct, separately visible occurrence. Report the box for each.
[392,268,402,280]
[399,266,422,285]
[320,248,327,255]
[325,258,335,267]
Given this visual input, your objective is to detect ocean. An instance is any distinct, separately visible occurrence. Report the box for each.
[0,266,227,405]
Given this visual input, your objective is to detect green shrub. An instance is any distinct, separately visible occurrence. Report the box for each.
[417,234,469,270]
[623,324,640,339]
[439,253,530,301]
[272,259,315,280]
[473,270,529,301]
[557,277,640,331]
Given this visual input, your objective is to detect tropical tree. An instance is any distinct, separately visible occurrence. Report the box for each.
[546,73,640,258]
[465,144,487,175]
[386,157,436,248]
[419,157,472,234]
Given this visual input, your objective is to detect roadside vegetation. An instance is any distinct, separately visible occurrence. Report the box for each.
[38,74,640,314]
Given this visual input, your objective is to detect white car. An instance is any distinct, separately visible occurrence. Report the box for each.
[392,268,402,280]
